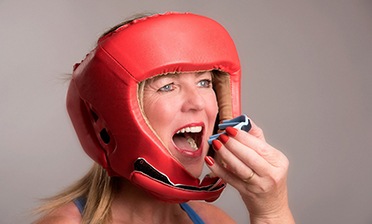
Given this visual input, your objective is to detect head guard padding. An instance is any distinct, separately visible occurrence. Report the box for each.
[66,12,241,202]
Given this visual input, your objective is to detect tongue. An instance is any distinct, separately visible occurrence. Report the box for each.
[173,134,198,151]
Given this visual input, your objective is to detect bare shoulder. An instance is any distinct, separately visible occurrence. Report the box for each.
[188,201,236,223]
[33,202,81,224]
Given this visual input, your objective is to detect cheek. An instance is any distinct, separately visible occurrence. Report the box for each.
[206,92,219,115]
[143,97,178,129]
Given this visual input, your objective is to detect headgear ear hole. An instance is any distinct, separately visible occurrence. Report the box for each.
[90,108,99,122]
[85,103,114,147]
[100,128,111,144]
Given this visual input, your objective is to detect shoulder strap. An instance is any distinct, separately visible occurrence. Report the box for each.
[73,197,205,223]
[180,203,205,224]
[73,197,87,215]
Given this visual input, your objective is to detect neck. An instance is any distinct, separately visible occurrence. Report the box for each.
[110,179,188,223]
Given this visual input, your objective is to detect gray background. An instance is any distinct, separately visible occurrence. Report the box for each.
[1,0,371,223]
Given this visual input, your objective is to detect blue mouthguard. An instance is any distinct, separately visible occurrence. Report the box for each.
[208,114,251,145]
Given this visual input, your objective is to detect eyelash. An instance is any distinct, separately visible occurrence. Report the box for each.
[158,83,174,92]
[198,79,212,88]
[158,79,212,92]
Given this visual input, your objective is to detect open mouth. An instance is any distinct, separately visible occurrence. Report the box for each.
[172,125,204,153]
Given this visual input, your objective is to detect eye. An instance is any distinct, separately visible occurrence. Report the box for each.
[158,83,174,92]
[198,79,212,88]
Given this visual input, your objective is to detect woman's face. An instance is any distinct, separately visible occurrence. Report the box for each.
[143,71,218,178]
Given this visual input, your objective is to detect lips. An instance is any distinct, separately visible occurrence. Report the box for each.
[172,123,204,157]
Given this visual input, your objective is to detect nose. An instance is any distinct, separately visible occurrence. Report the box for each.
[181,88,206,112]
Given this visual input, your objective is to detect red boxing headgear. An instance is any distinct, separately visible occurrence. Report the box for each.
[66,12,241,203]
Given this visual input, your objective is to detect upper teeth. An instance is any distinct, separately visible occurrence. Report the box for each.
[176,126,202,134]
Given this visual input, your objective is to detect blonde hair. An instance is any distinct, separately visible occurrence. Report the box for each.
[35,163,120,224]
[35,12,233,223]
[35,13,154,224]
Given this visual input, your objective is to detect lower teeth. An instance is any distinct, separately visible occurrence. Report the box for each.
[187,137,198,150]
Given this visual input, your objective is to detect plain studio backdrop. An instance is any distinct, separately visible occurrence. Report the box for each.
[1,1,371,223]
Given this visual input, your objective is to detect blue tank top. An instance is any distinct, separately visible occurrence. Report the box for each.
[73,197,205,224]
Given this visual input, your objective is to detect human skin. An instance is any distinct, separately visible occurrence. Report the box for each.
[142,71,218,178]
[34,71,294,223]
[143,71,295,223]
[207,123,295,223]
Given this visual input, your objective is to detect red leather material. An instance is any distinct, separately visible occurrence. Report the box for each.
[130,171,225,203]
[66,12,241,202]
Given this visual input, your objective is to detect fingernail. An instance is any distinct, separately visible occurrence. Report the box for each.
[219,134,229,144]
[225,127,238,137]
[212,140,222,151]
[205,156,214,166]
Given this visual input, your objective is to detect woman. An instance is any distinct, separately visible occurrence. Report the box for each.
[35,12,294,223]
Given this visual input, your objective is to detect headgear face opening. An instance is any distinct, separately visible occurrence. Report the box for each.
[66,12,241,203]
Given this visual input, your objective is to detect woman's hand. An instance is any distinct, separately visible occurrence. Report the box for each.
[205,120,295,223]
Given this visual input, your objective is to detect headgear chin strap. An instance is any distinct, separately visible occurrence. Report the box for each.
[66,12,241,203]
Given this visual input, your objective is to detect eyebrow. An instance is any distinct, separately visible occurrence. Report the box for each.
[146,71,210,84]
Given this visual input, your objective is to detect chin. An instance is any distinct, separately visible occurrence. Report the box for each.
[184,160,205,178]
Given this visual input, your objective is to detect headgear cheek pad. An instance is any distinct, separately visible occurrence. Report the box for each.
[66,12,241,203]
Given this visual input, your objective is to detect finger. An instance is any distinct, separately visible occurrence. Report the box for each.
[225,127,283,165]
[205,156,258,191]
[217,134,272,176]
[248,119,266,141]
[211,139,257,181]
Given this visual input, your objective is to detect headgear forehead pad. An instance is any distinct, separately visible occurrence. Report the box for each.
[66,12,241,202]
